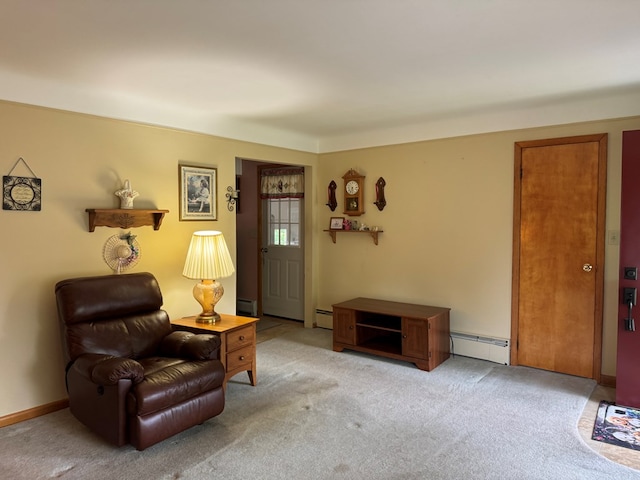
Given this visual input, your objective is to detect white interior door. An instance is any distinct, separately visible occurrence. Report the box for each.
[261,196,304,320]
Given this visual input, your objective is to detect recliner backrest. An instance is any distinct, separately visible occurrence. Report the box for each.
[55,273,172,364]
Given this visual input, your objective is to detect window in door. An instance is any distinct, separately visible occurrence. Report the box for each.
[267,197,301,247]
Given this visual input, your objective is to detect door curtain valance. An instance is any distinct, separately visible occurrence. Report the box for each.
[260,167,304,199]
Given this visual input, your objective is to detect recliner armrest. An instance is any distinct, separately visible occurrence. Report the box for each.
[71,353,145,385]
[160,331,221,360]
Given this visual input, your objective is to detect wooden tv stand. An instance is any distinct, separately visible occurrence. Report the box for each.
[332,298,450,371]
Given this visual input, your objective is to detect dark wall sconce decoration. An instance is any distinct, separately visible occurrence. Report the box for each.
[374,177,386,211]
[226,185,239,211]
[326,180,337,211]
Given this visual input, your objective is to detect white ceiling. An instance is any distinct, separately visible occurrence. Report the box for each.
[1,1,640,152]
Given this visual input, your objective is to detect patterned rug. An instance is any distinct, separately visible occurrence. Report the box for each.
[592,401,640,450]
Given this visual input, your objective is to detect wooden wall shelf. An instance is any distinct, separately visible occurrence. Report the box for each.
[86,209,169,232]
[324,229,382,245]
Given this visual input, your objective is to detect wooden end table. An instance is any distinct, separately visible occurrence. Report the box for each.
[171,313,259,389]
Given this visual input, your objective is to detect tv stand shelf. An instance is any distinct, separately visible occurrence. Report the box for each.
[332,297,450,371]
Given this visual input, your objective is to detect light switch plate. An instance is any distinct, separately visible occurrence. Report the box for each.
[608,230,620,245]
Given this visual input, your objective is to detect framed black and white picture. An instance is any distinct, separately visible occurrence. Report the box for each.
[179,164,217,221]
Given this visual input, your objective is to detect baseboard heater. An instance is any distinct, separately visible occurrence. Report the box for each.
[315,308,333,328]
[237,298,257,317]
[450,331,510,365]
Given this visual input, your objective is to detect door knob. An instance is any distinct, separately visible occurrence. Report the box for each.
[583,263,593,272]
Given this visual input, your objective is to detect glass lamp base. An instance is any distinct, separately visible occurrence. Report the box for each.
[192,279,224,324]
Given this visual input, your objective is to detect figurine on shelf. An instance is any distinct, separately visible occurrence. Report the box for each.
[115,179,139,209]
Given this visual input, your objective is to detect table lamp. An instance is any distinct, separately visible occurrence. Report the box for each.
[182,230,235,323]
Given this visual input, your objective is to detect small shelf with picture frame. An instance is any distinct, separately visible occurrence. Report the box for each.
[323,216,382,245]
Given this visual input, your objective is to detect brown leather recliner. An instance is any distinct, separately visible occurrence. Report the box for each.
[55,272,225,450]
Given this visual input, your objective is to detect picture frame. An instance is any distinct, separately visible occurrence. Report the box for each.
[3,175,42,211]
[179,164,217,221]
[330,217,344,230]
[3,157,42,212]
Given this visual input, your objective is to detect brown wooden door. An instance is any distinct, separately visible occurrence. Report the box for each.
[511,134,607,379]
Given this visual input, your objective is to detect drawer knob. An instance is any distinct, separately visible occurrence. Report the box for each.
[239,355,245,361]
[239,335,245,341]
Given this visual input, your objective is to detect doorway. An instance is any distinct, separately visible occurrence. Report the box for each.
[235,160,305,322]
[511,134,607,380]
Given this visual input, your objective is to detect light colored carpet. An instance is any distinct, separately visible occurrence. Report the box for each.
[1,328,639,480]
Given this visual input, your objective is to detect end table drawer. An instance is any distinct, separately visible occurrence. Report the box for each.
[227,325,255,351]
[227,345,254,371]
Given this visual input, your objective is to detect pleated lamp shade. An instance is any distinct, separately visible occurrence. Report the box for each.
[183,231,235,280]
[182,230,235,323]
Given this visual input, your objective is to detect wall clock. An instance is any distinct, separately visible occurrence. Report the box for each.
[342,169,365,216]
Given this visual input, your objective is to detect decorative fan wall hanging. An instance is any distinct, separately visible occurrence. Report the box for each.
[103,232,141,274]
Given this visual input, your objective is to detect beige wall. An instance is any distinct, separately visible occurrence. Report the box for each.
[0,101,316,417]
[1,98,638,419]
[317,116,640,379]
